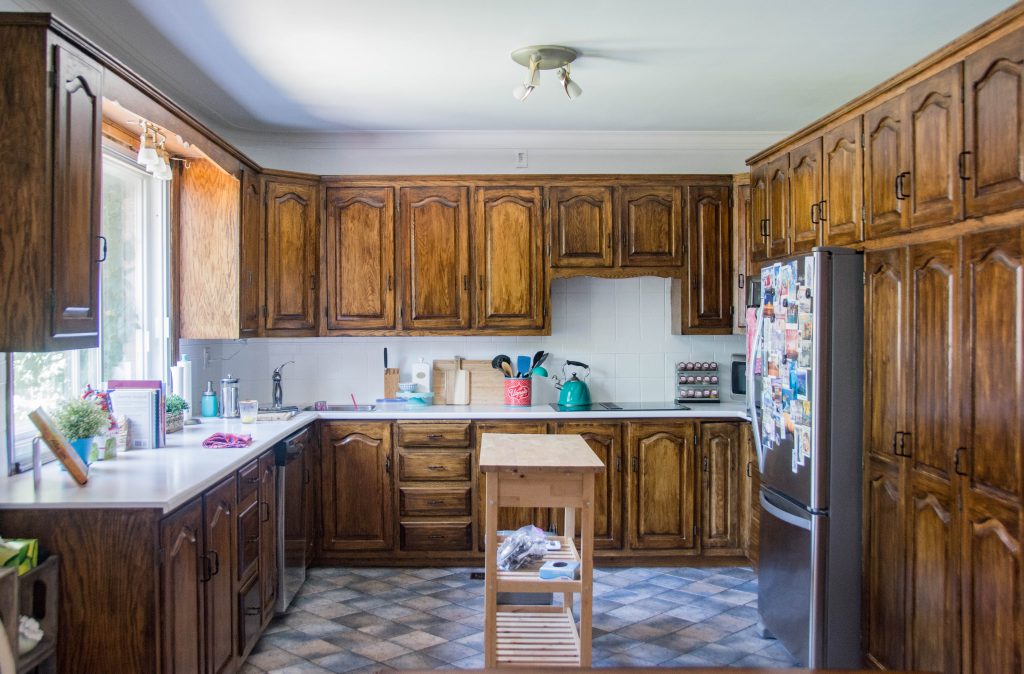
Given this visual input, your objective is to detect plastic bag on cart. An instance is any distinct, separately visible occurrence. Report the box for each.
[496,524,548,570]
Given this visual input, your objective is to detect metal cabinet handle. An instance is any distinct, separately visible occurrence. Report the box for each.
[385,456,392,474]
[427,464,447,471]
[738,273,745,289]
[761,218,769,238]
[954,446,970,476]
[208,550,219,577]
[428,534,444,540]
[247,476,259,485]
[895,172,910,200]
[427,499,443,506]
[958,151,972,182]
[899,431,912,457]
[463,275,469,292]
[616,456,622,472]
[426,433,443,440]
[892,431,901,457]
[810,202,820,225]
[96,235,107,263]
[199,554,212,583]
[818,200,828,222]
[387,275,392,291]
[260,501,270,522]
[310,273,316,291]
[702,456,709,473]
[245,607,260,617]
[631,456,639,472]
[746,461,753,478]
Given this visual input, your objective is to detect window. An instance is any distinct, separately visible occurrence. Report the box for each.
[6,151,170,472]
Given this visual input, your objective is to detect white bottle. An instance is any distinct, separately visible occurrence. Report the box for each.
[411,358,431,393]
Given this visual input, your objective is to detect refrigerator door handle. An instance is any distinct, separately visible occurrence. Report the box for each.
[748,303,765,472]
[760,490,812,531]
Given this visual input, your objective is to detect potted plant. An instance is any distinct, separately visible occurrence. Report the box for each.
[52,398,109,466]
[165,394,189,434]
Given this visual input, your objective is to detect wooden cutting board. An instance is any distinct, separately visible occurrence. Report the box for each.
[432,359,505,405]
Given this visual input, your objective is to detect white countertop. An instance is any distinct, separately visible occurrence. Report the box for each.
[0,403,749,513]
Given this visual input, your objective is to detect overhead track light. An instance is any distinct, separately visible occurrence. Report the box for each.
[510,45,582,101]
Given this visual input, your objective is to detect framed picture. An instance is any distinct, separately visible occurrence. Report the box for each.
[28,408,89,485]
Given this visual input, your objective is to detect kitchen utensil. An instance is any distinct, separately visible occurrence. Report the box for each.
[516,355,532,378]
[350,394,358,408]
[535,352,549,368]
[554,361,591,407]
[491,354,512,373]
[384,347,388,369]
[500,361,515,378]
[532,366,548,377]
[531,350,545,370]
[219,374,240,418]
[398,382,417,392]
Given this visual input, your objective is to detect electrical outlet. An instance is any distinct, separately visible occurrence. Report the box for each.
[202,347,211,370]
[514,150,528,168]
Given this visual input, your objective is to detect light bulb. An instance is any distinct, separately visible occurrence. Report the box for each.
[512,83,535,101]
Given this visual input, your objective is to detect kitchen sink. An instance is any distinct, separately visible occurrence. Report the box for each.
[302,404,377,412]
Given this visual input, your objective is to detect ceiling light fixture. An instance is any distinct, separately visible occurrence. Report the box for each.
[510,45,582,101]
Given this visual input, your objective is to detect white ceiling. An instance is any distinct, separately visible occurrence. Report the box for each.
[11,0,1014,137]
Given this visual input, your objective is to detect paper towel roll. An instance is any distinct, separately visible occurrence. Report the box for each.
[177,356,192,420]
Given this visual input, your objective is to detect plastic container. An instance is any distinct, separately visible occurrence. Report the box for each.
[397,391,434,406]
[375,398,407,411]
[503,378,532,406]
[239,400,258,423]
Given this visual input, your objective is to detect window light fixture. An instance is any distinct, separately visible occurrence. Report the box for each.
[510,45,582,101]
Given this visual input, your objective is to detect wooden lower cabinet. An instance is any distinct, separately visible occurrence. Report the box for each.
[627,421,697,550]
[161,499,204,674]
[554,422,624,550]
[204,476,237,674]
[863,456,905,670]
[740,423,761,567]
[258,450,277,625]
[700,422,741,552]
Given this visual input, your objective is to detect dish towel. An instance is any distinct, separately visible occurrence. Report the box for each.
[202,432,253,449]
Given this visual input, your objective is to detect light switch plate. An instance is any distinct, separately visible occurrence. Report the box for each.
[514,150,528,168]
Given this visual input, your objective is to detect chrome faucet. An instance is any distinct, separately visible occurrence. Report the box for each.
[272,361,294,409]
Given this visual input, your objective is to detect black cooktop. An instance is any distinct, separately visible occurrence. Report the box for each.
[548,401,691,412]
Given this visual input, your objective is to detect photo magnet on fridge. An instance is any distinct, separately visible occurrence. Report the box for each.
[799,312,813,339]
[799,340,812,368]
[795,369,809,400]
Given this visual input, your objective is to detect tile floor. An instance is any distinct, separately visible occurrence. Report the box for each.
[243,566,798,673]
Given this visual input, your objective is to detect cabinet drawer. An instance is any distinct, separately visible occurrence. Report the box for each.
[399,450,472,481]
[238,574,262,657]
[237,459,260,507]
[400,522,472,551]
[396,421,471,447]
[237,502,260,582]
[400,487,472,517]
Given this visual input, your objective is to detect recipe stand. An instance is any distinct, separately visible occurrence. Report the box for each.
[479,433,603,668]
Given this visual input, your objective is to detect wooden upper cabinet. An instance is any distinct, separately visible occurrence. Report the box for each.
[160,499,203,674]
[766,155,791,258]
[324,187,396,331]
[865,249,907,464]
[619,185,684,267]
[239,169,262,337]
[864,457,906,670]
[473,187,544,330]
[320,422,394,552]
[865,95,909,239]
[628,422,697,550]
[555,422,623,550]
[749,164,769,262]
[50,42,103,350]
[822,117,864,246]
[263,178,318,333]
[548,186,615,268]
[907,65,964,229]
[965,26,1024,217]
[683,185,732,333]
[788,139,823,254]
[734,181,751,333]
[700,423,740,550]
[400,186,470,330]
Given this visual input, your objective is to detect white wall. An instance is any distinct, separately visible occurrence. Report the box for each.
[191,277,744,408]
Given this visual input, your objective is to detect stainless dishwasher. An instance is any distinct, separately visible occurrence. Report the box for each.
[275,426,309,613]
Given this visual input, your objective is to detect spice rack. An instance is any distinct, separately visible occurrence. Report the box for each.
[675,361,721,402]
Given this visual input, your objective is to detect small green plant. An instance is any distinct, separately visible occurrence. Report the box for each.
[165,394,190,415]
[53,398,110,441]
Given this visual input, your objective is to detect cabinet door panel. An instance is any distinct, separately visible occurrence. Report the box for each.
[473,187,544,329]
[400,186,470,329]
[907,241,959,479]
[908,65,964,229]
[965,27,1024,217]
[788,139,822,254]
[864,458,905,670]
[767,155,790,258]
[555,422,623,550]
[203,476,235,674]
[734,182,751,332]
[749,165,769,262]
[701,423,740,550]
[822,117,864,246]
[964,227,1024,502]
[685,185,732,331]
[160,499,203,674]
[321,423,393,551]
[628,422,696,550]
[865,96,908,238]
[239,169,261,337]
[548,186,614,268]
[258,450,277,623]
[325,187,395,330]
[620,186,683,267]
[476,422,549,551]
[865,249,906,463]
[50,44,101,348]
[264,180,317,332]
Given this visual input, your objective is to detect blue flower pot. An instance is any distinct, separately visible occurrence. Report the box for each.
[69,438,93,466]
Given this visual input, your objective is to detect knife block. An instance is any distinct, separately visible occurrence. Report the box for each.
[383,368,400,398]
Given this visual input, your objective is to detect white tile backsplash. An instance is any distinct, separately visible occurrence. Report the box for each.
[190,277,744,407]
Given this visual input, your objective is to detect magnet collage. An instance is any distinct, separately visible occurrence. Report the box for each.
[759,258,815,474]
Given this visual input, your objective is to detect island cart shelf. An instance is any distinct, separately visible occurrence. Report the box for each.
[479,433,604,668]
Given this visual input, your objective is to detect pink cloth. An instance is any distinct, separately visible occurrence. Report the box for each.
[202,432,253,449]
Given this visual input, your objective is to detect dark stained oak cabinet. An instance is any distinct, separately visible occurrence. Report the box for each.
[766,154,791,258]
[548,186,615,268]
[700,422,741,552]
[683,185,732,333]
[258,450,277,626]
[788,138,823,254]
[619,185,684,267]
[627,422,697,550]
[160,499,204,674]
[263,177,319,334]
[864,95,908,240]
[203,476,237,674]
[906,65,964,230]
[554,422,625,550]
[239,168,262,337]
[822,117,864,246]
[749,165,770,263]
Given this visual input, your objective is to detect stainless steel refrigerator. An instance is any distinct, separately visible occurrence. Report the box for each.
[746,247,863,668]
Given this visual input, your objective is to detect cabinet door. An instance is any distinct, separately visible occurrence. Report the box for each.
[548,186,615,268]
[684,185,732,332]
[865,249,907,464]
[304,436,321,563]
[741,424,761,568]
[963,227,1023,503]
[788,139,823,254]
[321,423,394,551]
[619,185,684,267]
[865,95,909,239]
[160,499,203,674]
[700,423,740,550]
[258,450,277,623]
[822,117,864,246]
[473,187,544,329]
[203,476,235,674]
[965,27,1024,217]
[399,186,470,330]
[555,422,623,550]
[961,494,1023,674]
[905,473,959,674]
[766,155,790,258]
[749,164,769,262]
[734,182,751,332]
[907,241,960,481]
[475,422,549,551]
[239,169,261,337]
[864,457,906,670]
[264,179,318,333]
[907,65,964,229]
[49,44,102,349]
[325,187,395,330]
[628,422,697,550]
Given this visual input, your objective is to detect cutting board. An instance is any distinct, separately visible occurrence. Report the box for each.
[432,359,505,405]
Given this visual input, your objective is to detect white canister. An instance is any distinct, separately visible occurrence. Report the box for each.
[411,358,431,393]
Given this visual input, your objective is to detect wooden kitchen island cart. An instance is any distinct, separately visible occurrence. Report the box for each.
[479,433,604,668]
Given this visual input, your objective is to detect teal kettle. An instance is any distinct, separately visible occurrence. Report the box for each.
[556,361,592,407]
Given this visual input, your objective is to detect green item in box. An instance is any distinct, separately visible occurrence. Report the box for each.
[0,539,38,575]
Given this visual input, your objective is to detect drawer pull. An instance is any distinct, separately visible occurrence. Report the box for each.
[245,607,260,617]
[246,476,259,484]
[428,464,447,471]
[427,433,443,440]
[428,499,444,505]
[428,534,445,540]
